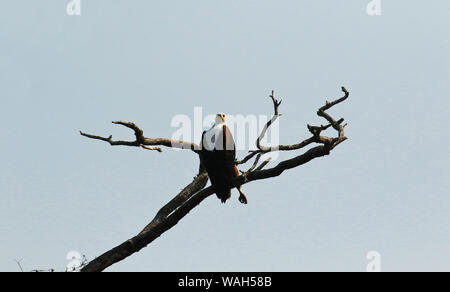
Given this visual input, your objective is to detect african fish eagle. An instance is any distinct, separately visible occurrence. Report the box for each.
[199,113,247,204]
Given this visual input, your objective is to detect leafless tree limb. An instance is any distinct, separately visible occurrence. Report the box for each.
[80,120,199,153]
[237,86,348,166]
[13,259,23,272]
[79,87,349,272]
[31,268,55,272]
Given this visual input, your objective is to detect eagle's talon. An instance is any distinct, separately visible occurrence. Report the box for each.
[239,194,248,204]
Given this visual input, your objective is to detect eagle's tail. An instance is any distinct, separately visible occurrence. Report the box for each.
[217,189,231,203]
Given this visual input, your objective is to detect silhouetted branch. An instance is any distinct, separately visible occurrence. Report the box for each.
[237,87,348,167]
[81,172,209,272]
[80,120,199,153]
[13,259,23,272]
[80,87,349,272]
[81,144,340,272]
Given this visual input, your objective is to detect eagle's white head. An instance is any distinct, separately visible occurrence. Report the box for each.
[215,113,226,125]
[203,113,227,151]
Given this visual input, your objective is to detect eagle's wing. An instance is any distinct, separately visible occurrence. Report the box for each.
[218,124,235,154]
[201,125,237,203]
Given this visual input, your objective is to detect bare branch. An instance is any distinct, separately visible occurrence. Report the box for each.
[140,145,163,152]
[80,120,200,153]
[235,150,260,165]
[238,87,348,167]
[255,91,282,152]
[31,268,55,272]
[81,143,336,272]
[79,86,349,272]
[270,90,282,116]
[13,259,23,272]
[245,153,262,173]
[317,87,349,130]
[139,171,209,235]
[236,91,283,165]
[255,156,272,171]
[81,173,211,272]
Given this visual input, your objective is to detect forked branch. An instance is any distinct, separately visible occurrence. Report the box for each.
[237,87,348,167]
[79,87,349,272]
[80,121,199,153]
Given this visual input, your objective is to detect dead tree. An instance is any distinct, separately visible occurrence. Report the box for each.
[79,87,349,272]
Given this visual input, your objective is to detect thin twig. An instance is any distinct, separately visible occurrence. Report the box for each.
[13,259,23,272]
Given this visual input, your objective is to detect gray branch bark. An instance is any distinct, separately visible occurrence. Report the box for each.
[79,87,349,272]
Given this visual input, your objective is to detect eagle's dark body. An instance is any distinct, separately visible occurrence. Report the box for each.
[199,123,237,203]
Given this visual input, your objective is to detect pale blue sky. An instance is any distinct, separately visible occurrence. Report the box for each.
[0,0,449,271]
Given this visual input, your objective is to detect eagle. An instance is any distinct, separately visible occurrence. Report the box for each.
[199,113,247,204]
